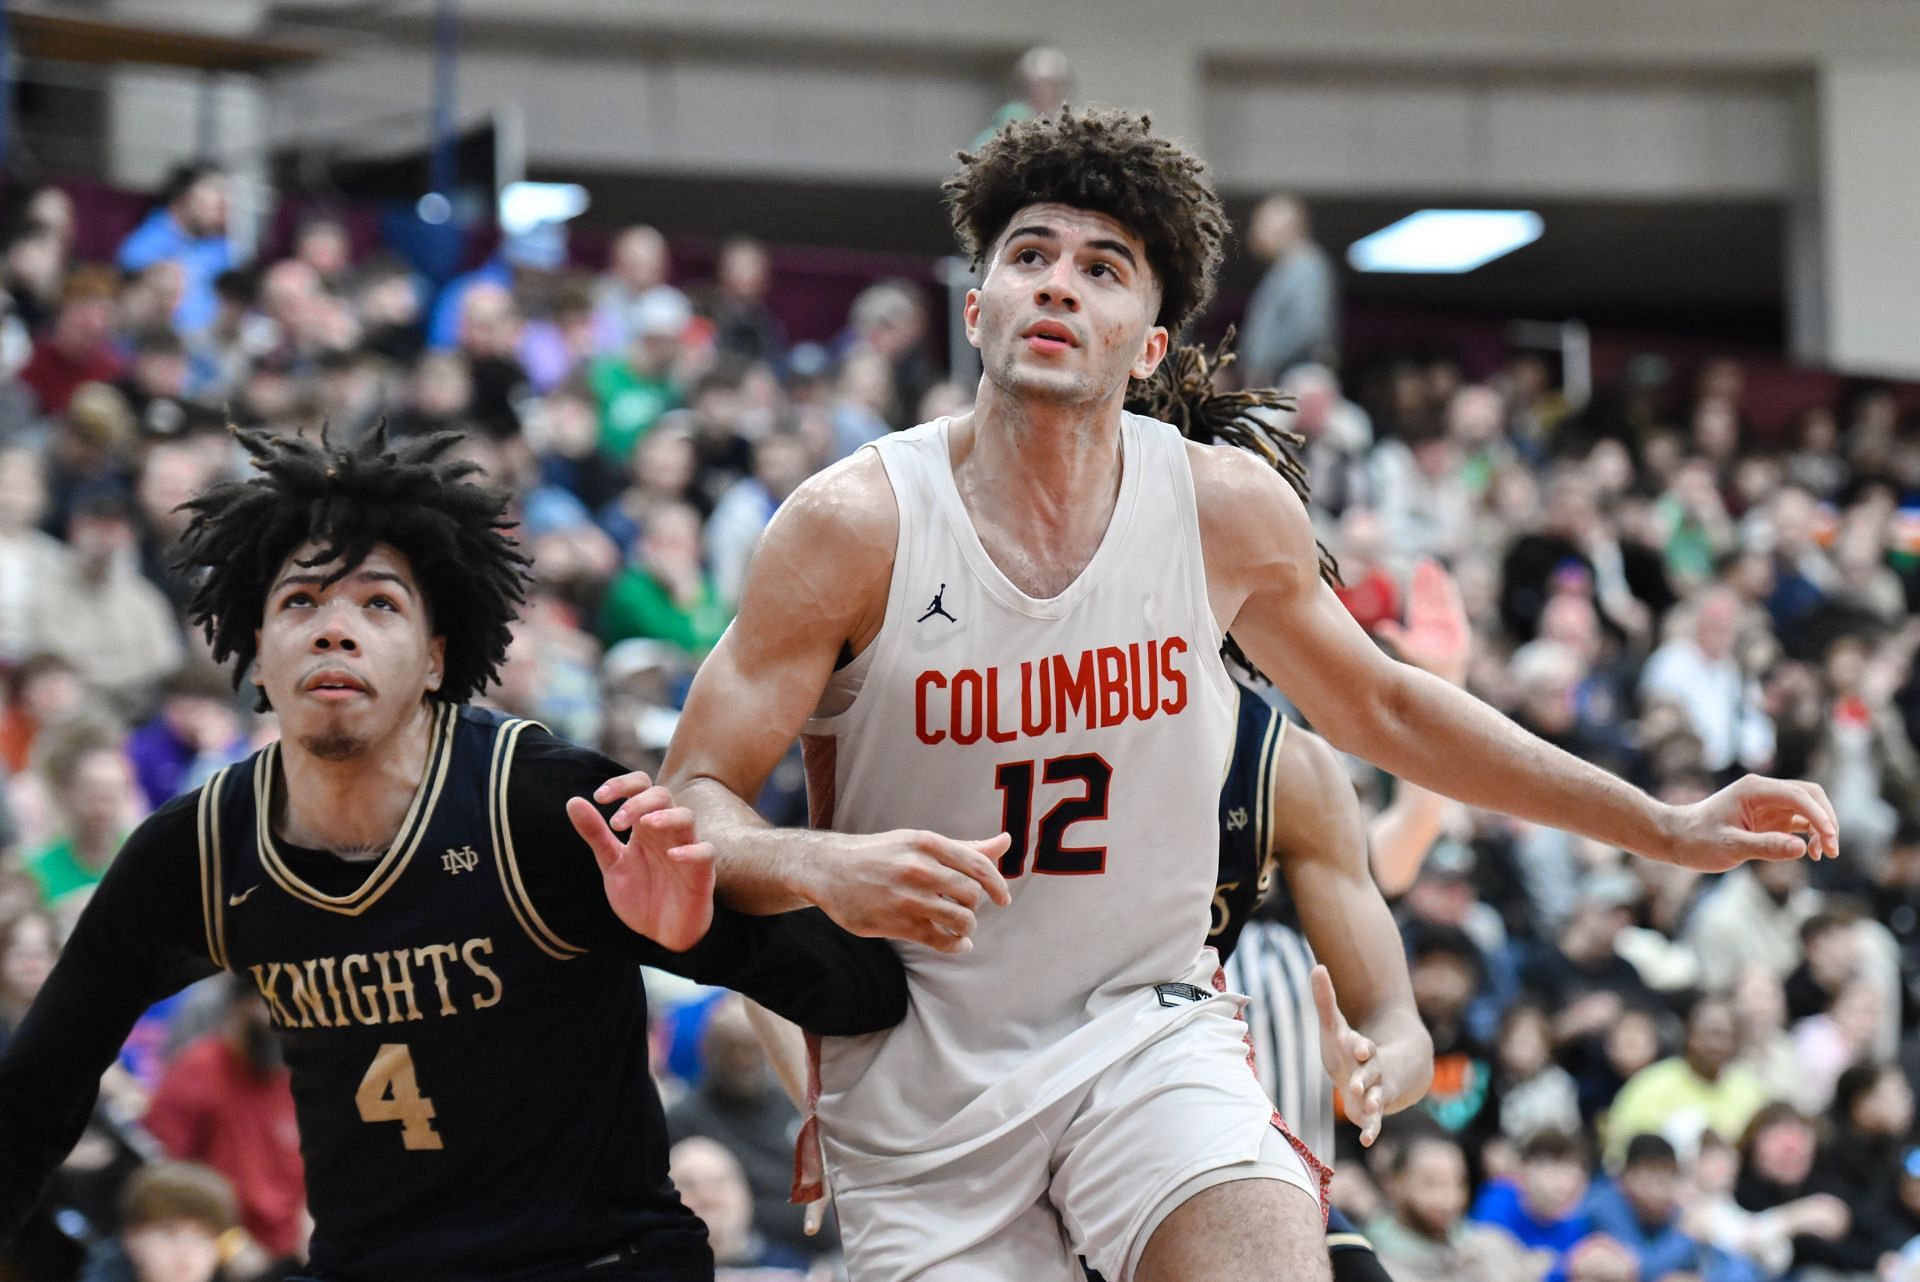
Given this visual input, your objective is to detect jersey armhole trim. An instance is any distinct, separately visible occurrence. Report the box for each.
[1256,714,1288,894]
[196,766,235,971]
[803,438,911,736]
[490,718,588,961]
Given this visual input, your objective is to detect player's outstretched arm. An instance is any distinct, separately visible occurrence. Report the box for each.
[0,799,218,1242]
[1195,445,1838,872]
[1268,727,1431,1145]
[652,453,1011,954]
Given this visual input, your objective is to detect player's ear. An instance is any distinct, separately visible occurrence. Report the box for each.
[1129,324,1169,382]
[426,635,445,693]
[963,288,983,350]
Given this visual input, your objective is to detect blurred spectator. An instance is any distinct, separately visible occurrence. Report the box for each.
[1639,588,1775,773]
[1406,923,1496,1141]
[1469,1128,1597,1278]
[4,218,67,335]
[1490,1001,1584,1146]
[1604,996,1769,1168]
[593,226,690,356]
[842,281,931,429]
[667,1137,809,1280]
[977,45,1070,145]
[1585,1134,1751,1282]
[292,213,352,288]
[23,729,138,909]
[1372,419,1473,572]
[38,490,186,713]
[20,267,123,416]
[143,979,305,1266]
[1685,1128,1849,1281]
[707,430,809,608]
[455,280,532,440]
[1367,1127,1544,1282]
[1238,194,1337,384]
[77,1161,236,1282]
[591,290,688,462]
[0,446,73,661]
[1808,1063,1920,1266]
[0,909,56,1049]
[123,668,248,811]
[1788,975,1886,1115]
[115,163,234,335]
[600,502,732,656]
[666,996,812,1260]
[1278,364,1373,520]
[1685,862,1819,993]
[701,238,785,368]
[1733,1103,1880,1278]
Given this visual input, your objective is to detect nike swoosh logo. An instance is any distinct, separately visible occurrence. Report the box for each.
[228,886,258,908]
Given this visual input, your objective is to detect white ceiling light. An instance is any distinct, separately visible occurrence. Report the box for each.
[1347,209,1544,274]
[498,181,591,236]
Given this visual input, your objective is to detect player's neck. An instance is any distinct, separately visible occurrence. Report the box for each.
[274,699,438,859]
[960,380,1125,520]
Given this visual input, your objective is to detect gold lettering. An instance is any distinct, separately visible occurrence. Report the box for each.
[314,956,350,1027]
[412,944,460,1017]
[341,954,382,1026]
[372,950,424,1024]
[287,960,333,1029]
[463,937,503,1010]
[247,963,299,1027]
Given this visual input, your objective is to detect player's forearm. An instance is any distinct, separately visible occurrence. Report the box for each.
[674,774,838,914]
[1338,665,1672,861]
[0,964,152,1241]
[1354,1003,1434,1114]
[1366,783,1453,897]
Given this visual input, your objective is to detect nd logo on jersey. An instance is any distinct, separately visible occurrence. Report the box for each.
[441,845,479,875]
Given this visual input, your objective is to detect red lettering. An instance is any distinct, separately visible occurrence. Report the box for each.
[951,669,984,745]
[984,667,1018,743]
[1020,659,1053,737]
[1129,641,1161,721]
[916,670,947,744]
[1160,636,1189,714]
[1053,650,1097,730]
[1095,646,1128,728]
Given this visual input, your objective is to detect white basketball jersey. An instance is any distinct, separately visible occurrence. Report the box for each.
[801,412,1239,1188]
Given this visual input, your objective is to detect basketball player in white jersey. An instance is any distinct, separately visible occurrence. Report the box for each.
[643,109,1838,1281]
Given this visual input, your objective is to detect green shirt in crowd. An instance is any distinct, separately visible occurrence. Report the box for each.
[600,567,733,657]
[589,356,678,462]
[25,836,122,907]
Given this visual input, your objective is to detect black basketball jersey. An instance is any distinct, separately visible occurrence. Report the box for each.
[1,704,904,1273]
[1211,682,1292,962]
[199,704,705,1277]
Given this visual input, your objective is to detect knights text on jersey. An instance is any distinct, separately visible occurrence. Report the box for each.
[800,412,1239,1169]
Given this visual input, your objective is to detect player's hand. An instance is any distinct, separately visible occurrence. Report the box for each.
[568,774,715,952]
[1658,774,1838,870]
[812,829,1014,955]
[1311,964,1387,1147]
[1373,558,1471,686]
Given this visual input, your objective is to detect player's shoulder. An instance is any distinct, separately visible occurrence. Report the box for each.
[111,781,224,872]
[1183,436,1307,511]
[500,716,623,785]
[1274,721,1344,795]
[1185,438,1317,577]
[770,442,899,553]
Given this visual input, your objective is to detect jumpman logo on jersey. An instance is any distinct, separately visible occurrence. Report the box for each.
[917,584,957,624]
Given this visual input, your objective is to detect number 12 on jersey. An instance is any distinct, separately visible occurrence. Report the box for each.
[992,754,1113,877]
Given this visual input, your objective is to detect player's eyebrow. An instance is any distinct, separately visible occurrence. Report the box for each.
[1086,238,1138,269]
[272,568,415,598]
[1004,224,1137,270]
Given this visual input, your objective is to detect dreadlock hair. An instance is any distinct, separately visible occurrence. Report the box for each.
[1124,327,1339,680]
[943,107,1227,336]
[176,425,527,709]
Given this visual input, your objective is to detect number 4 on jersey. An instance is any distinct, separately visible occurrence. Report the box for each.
[993,754,1113,877]
[356,1043,444,1150]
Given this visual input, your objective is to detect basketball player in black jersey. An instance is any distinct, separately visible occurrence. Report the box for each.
[0,428,908,1282]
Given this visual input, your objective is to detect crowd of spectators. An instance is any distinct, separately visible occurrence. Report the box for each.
[0,157,1916,1282]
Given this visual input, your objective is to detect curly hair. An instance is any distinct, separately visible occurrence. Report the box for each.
[176,425,527,708]
[943,107,1227,335]
[1124,328,1339,680]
